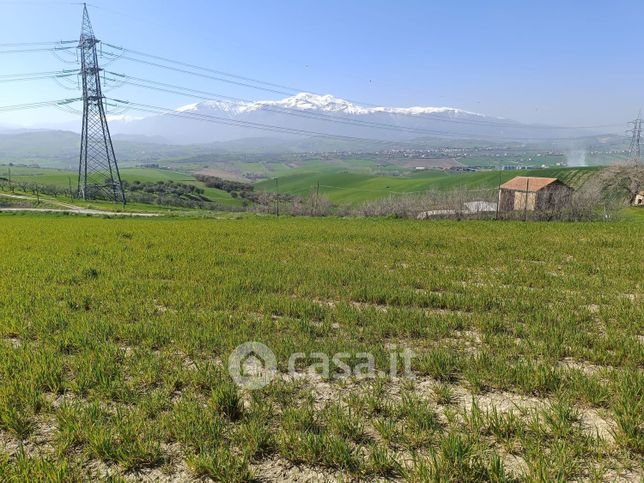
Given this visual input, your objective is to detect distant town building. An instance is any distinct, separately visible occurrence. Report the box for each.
[447,166,477,172]
[502,165,538,171]
[498,177,573,212]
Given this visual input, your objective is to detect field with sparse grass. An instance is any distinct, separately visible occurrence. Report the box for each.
[0,214,642,481]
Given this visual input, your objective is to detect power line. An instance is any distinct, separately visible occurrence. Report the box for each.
[102,71,517,138]
[0,40,76,47]
[0,98,81,113]
[106,96,621,143]
[0,45,75,55]
[0,9,625,149]
[107,97,615,147]
[102,42,301,95]
[106,98,431,148]
[0,71,78,84]
[0,6,625,138]
[83,0,628,133]
[104,72,619,142]
[101,50,296,97]
[97,42,622,132]
[0,1,80,5]
[0,70,77,78]
[53,39,623,134]
[0,58,620,143]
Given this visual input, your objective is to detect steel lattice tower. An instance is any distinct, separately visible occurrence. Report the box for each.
[77,4,125,203]
[627,112,641,164]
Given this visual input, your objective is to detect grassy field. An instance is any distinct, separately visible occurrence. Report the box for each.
[0,166,242,206]
[0,214,641,481]
[0,166,191,186]
[220,158,401,179]
[256,167,600,204]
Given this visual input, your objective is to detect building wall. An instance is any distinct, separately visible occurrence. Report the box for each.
[513,191,536,211]
[536,185,573,211]
[498,190,515,211]
[498,184,572,212]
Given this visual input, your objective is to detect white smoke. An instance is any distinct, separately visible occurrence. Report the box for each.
[566,149,587,167]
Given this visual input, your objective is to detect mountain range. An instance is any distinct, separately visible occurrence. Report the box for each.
[0,93,625,168]
[108,93,600,145]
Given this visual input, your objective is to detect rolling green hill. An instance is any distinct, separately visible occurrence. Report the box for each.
[256,166,601,203]
[3,164,607,207]
[0,166,242,206]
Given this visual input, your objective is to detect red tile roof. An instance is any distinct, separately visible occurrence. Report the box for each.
[500,176,561,192]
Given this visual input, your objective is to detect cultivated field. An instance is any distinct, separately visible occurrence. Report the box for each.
[256,167,600,203]
[0,215,642,481]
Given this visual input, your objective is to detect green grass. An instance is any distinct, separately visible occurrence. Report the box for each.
[256,166,601,203]
[0,214,641,480]
[1,166,242,206]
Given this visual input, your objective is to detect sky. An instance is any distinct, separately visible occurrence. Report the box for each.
[0,0,643,129]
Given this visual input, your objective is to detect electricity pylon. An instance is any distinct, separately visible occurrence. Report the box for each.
[77,3,125,203]
[627,112,641,165]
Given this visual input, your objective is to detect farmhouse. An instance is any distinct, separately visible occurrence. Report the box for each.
[632,191,644,207]
[498,176,573,212]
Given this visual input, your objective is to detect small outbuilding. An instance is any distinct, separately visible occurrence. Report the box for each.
[498,176,573,212]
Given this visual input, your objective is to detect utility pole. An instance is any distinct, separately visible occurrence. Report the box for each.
[315,180,320,212]
[524,177,529,222]
[77,3,125,203]
[627,112,642,164]
[275,177,279,217]
[495,171,501,220]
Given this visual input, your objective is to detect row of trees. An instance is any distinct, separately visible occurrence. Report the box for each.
[194,175,253,193]
[124,180,205,196]
[0,180,67,198]
[0,178,246,211]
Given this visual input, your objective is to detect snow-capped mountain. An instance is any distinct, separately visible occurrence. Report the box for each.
[175,93,485,117]
[109,93,587,146]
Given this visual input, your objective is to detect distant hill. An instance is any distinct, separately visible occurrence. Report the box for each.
[0,126,628,170]
[0,131,79,167]
[0,130,218,168]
